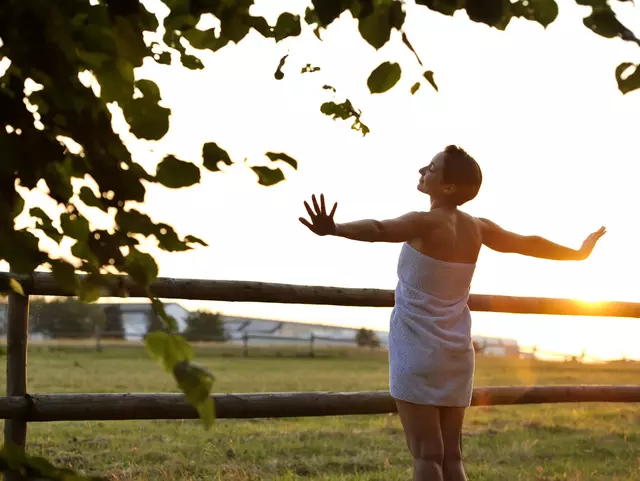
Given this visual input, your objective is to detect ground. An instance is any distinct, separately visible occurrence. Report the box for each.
[1,344,639,480]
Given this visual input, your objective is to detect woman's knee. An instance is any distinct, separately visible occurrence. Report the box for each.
[443,446,462,464]
[443,437,462,463]
[414,450,444,466]
[408,439,444,465]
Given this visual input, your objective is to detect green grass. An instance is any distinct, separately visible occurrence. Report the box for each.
[2,345,640,480]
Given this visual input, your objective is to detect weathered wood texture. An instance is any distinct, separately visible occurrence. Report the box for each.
[10,272,640,317]
[0,386,638,422]
[4,292,29,446]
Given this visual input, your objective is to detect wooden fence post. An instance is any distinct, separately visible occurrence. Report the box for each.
[4,288,30,481]
[94,324,102,353]
[243,332,249,357]
[309,333,315,358]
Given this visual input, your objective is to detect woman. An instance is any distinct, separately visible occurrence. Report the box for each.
[299,145,606,481]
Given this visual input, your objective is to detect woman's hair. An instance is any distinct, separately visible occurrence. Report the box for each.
[441,145,482,206]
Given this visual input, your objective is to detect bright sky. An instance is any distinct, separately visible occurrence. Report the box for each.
[11,0,640,360]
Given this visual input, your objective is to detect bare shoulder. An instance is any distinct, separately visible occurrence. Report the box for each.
[397,210,437,223]
[469,215,500,241]
[471,215,498,230]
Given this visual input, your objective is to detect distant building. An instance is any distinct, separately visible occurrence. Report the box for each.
[220,315,389,347]
[473,335,521,358]
[94,302,191,340]
[0,300,521,356]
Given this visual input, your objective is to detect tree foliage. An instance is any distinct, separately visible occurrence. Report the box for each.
[0,0,638,477]
[102,304,125,339]
[29,297,104,339]
[182,310,227,342]
[355,327,380,348]
[146,308,167,334]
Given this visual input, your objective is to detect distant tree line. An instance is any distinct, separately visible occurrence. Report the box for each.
[0,298,227,341]
[355,328,380,348]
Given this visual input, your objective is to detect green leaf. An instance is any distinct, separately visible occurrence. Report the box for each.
[113,17,148,68]
[136,79,162,100]
[76,50,111,69]
[9,279,24,296]
[155,223,191,252]
[220,15,251,43]
[61,213,91,240]
[367,61,402,94]
[145,331,193,371]
[583,8,629,39]
[155,51,172,65]
[402,32,423,66]
[184,234,208,247]
[10,194,25,219]
[77,275,102,303]
[50,260,77,292]
[1,442,27,470]
[358,2,405,50]
[265,152,298,169]
[197,397,216,429]
[274,54,288,80]
[115,209,156,236]
[465,0,507,27]
[156,155,201,188]
[311,0,350,26]
[151,297,179,332]
[411,82,421,94]
[79,187,107,212]
[181,54,204,69]
[202,142,233,172]
[510,0,559,28]
[5,229,46,273]
[124,248,158,286]
[247,16,273,37]
[30,207,63,243]
[124,98,171,141]
[251,166,286,186]
[274,13,302,42]
[423,70,438,91]
[95,62,134,101]
[71,240,100,266]
[301,64,321,74]
[320,100,370,136]
[416,0,463,16]
[615,62,640,95]
[173,361,215,428]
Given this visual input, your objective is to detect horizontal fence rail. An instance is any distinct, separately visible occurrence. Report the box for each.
[11,272,640,317]
[0,386,639,422]
[3,270,640,481]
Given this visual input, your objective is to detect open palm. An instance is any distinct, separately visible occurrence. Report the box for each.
[299,194,338,236]
[578,226,606,259]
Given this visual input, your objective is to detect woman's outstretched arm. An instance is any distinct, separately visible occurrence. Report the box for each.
[479,218,606,261]
[299,194,429,243]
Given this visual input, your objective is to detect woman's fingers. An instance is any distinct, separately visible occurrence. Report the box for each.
[299,217,314,230]
[312,194,321,215]
[329,201,338,218]
[304,201,315,219]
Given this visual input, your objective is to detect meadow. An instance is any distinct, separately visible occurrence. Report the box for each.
[1,345,639,480]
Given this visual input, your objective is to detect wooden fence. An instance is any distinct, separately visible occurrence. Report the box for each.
[3,273,640,480]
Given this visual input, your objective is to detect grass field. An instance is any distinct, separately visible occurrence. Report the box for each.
[1,345,639,480]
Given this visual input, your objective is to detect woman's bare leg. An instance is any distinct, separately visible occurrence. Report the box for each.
[395,399,444,481]
[440,407,467,481]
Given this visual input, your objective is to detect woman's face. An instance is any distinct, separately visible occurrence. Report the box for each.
[418,152,449,196]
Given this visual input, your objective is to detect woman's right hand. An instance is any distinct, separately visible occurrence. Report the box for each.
[299,194,338,236]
